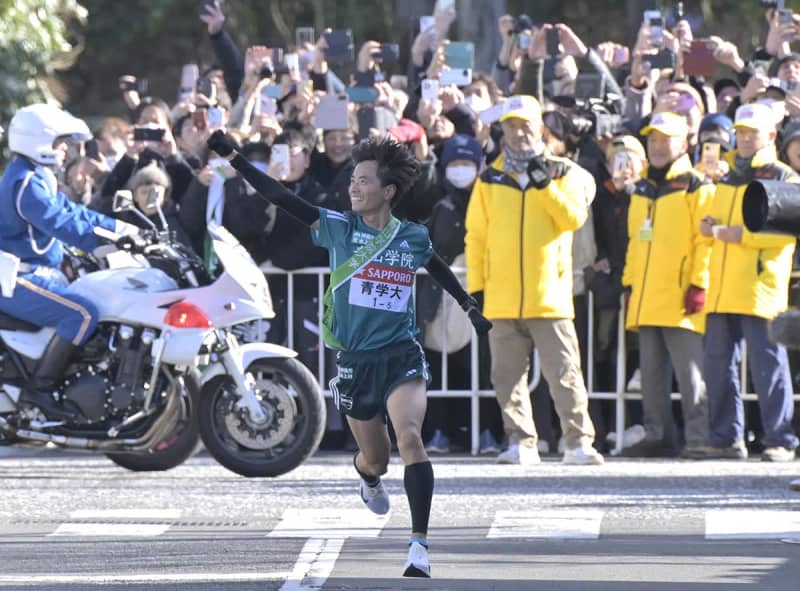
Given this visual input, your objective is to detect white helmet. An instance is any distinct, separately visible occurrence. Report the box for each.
[8,103,91,166]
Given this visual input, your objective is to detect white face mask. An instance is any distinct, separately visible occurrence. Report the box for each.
[464,94,491,114]
[445,164,478,189]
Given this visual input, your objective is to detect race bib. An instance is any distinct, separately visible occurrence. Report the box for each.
[348,262,413,312]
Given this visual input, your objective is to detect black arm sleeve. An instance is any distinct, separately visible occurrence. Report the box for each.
[229,154,320,226]
[210,29,244,102]
[424,252,470,308]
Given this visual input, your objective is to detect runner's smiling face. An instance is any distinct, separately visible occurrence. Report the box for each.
[349,160,395,215]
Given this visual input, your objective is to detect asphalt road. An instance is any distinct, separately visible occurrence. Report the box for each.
[0,448,799,591]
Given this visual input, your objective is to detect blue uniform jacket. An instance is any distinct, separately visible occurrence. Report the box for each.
[0,156,118,269]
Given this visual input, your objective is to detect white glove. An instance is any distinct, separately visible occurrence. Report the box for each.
[114,220,142,236]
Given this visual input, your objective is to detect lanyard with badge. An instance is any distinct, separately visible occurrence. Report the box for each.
[639,201,654,242]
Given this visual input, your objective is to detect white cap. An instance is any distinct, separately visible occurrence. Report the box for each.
[734,103,778,131]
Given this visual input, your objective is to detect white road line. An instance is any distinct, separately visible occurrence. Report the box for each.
[268,508,389,539]
[706,510,800,540]
[0,572,289,585]
[49,522,173,537]
[271,509,389,590]
[68,509,181,519]
[487,510,604,540]
[280,537,345,591]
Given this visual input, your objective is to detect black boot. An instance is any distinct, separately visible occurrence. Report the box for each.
[19,335,80,421]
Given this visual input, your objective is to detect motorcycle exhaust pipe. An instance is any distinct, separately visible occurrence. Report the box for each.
[0,378,184,452]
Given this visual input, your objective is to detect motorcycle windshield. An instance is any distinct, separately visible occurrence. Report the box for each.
[207,223,273,312]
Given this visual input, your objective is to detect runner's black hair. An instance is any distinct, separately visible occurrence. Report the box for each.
[351,137,420,204]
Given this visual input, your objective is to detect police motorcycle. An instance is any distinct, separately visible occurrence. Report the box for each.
[0,189,326,477]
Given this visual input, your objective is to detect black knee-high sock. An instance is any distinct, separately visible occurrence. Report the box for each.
[404,461,434,535]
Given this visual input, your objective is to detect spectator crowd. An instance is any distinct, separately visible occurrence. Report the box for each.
[34,0,800,464]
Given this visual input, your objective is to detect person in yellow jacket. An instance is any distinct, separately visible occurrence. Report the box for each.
[465,95,603,466]
[622,112,714,458]
[700,102,799,462]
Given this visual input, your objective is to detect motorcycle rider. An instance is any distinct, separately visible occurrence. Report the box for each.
[0,103,136,420]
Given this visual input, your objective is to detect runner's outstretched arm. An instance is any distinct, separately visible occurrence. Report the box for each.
[207,130,320,227]
[425,253,492,335]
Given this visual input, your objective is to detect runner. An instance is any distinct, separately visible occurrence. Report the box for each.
[206,130,492,578]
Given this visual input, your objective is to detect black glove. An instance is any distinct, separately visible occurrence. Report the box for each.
[207,130,236,158]
[461,295,493,336]
[115,233,148,253]
[527,155,552,189]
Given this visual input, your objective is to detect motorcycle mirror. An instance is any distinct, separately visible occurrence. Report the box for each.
[146,187,171,235]
[112,190,135,213]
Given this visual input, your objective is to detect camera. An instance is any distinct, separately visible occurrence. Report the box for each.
[742,179,800,348]
[258,64,274,80]
[758,0,779,8]
[566,99,624,139]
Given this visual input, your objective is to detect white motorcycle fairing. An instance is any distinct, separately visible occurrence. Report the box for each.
[66,224,278,367]
[0,326,54,361]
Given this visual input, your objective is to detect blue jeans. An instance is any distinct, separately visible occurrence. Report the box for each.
[704,313,798,450]
[0,269,98,346]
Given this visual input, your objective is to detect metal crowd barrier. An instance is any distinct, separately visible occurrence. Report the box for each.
[262,266,800,456]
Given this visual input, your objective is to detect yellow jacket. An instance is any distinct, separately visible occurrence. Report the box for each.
[707,146,797,319]
[623,154,715,332]
[465,153,592,320]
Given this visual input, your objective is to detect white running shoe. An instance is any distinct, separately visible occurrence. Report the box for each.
[496,443,541,465]
[359,478,390,515]
[403,541,431,578]
[563,444,605,465]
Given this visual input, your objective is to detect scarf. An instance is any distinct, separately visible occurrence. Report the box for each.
[734,154,752,175]
[502,145,541,175]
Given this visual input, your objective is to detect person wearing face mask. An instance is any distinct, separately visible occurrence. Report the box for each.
[418,135,503,455]
[622,112,713,459]
[465,95,604,466]
[310,128,356,211]
[463,73,502,164]
[700,103,799,462]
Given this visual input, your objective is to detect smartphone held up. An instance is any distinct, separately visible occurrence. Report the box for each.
[271,143,291,180]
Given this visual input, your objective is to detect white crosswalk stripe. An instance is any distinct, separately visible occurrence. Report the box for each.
[22,507,800,542]
[705,510,800,540]
[487,510,603,539]
[268,508,389,539]
[48,509,181,537]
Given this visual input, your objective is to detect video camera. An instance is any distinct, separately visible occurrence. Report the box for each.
[566,98,625,139]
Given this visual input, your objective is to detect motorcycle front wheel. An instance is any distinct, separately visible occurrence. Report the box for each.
[198,357,325,477]
[105,373,202,471]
